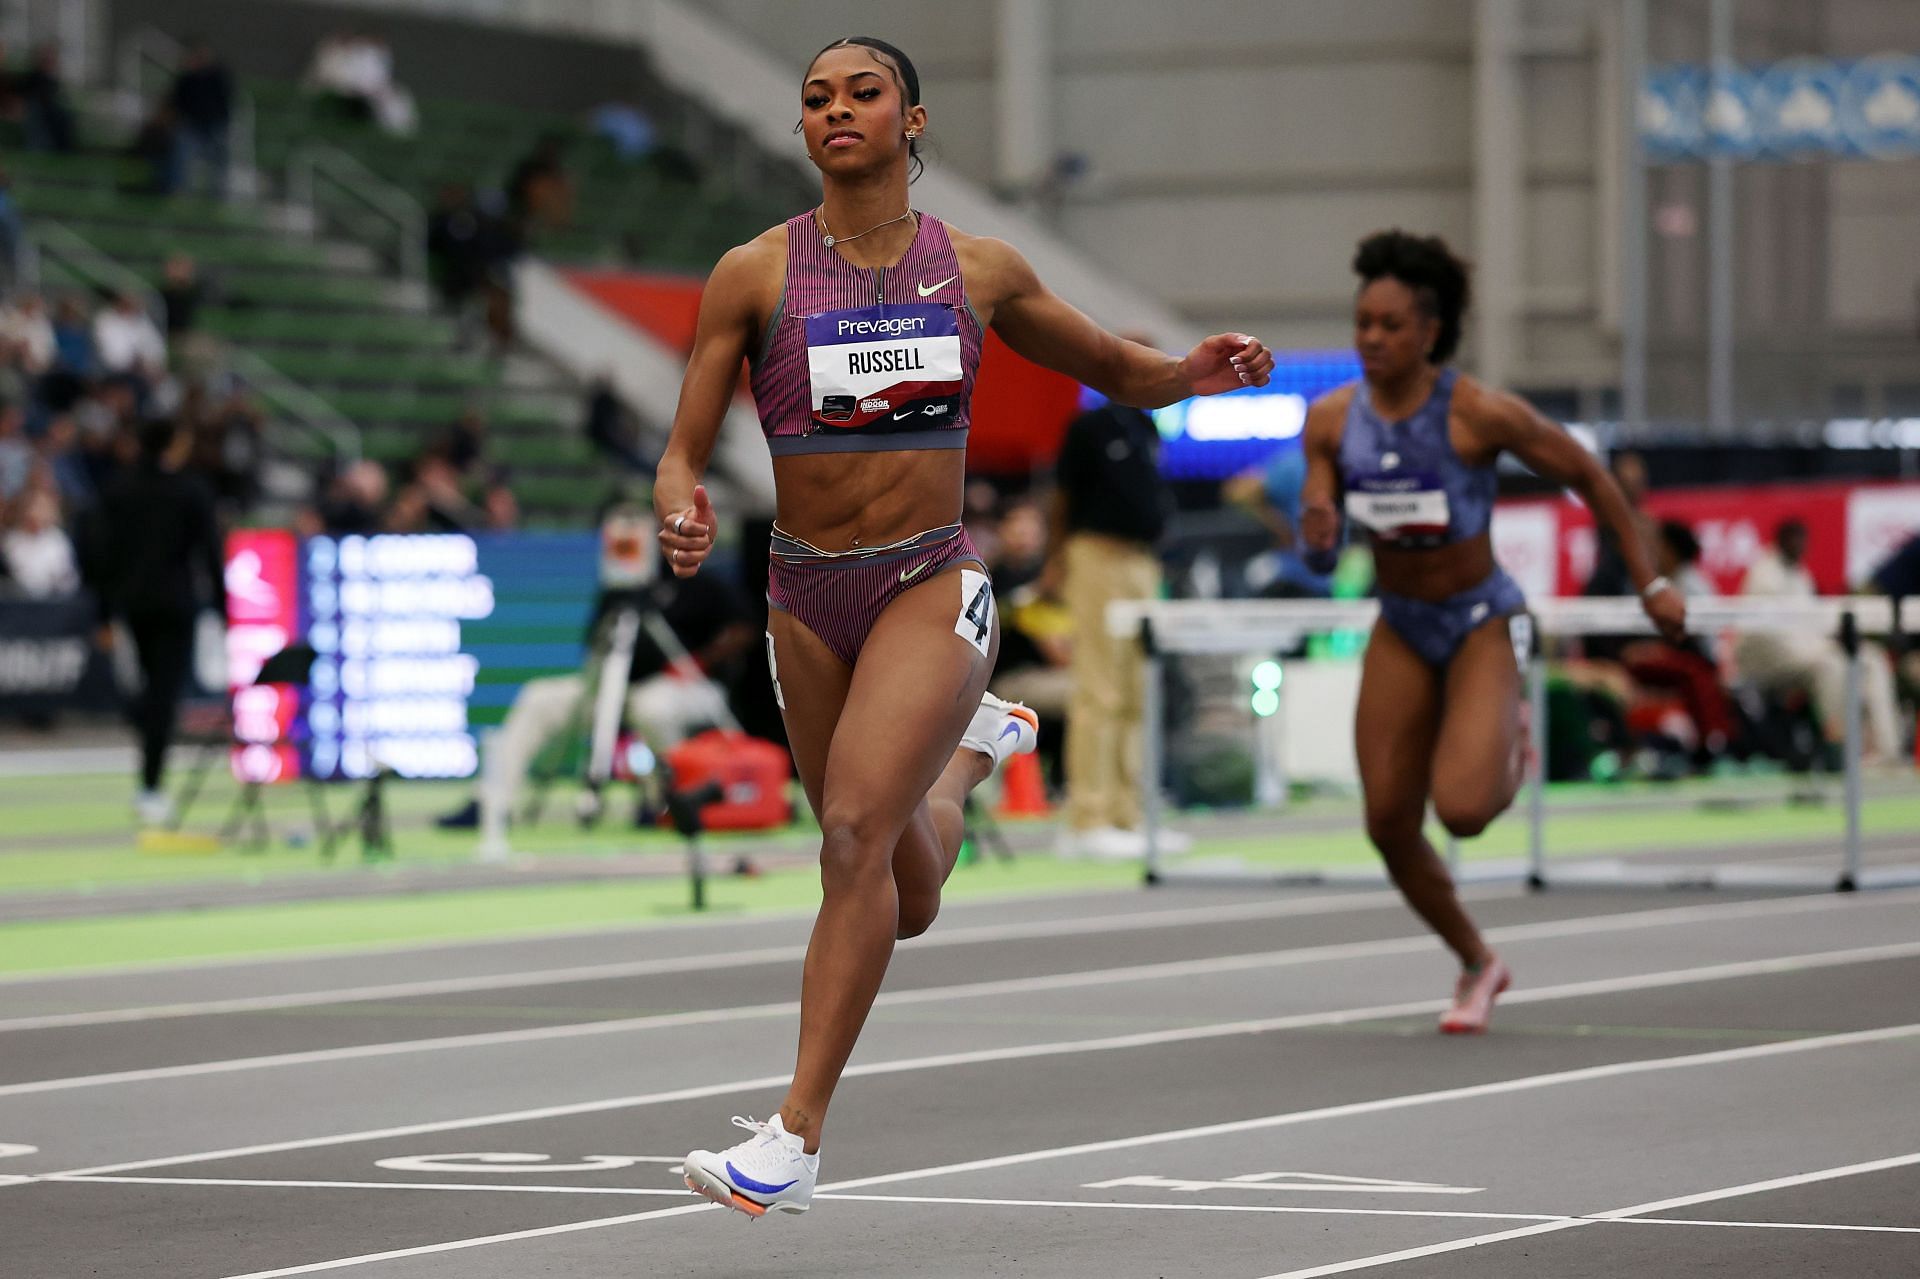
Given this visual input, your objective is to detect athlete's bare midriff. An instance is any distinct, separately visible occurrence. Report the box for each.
[772,449,964,548]
[1373,532,1498,602]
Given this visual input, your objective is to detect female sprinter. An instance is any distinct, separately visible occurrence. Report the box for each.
[1300,230,1685,1034]
[657,36,1273,1217]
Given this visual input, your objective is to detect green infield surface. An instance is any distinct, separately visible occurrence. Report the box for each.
[1,765,1915,977]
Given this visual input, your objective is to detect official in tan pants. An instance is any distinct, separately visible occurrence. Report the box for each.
[1062,532,1165,851]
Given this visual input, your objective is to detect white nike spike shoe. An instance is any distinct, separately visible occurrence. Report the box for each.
[959,692,1040,769]
[683,1114,818,1218]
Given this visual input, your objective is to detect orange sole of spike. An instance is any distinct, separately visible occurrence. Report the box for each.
[685,1172,770,1218]
[1009,706,1040,732]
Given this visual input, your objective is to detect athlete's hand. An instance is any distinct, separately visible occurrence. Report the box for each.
[1180,333,1273,396]
[661,484,716,578]
[1642,582,1688,645]
[1299,500,1340,553]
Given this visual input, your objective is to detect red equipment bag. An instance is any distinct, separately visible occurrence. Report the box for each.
[661,730,793,832]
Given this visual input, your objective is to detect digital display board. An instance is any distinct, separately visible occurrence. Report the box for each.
[1080,351,1362,482]
[223,531,598,784]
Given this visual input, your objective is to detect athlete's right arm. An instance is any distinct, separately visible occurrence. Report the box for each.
[656,240,770,577]
[1298,393,1346,572]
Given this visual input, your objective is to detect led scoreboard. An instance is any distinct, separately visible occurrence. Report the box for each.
[223,531,592,784]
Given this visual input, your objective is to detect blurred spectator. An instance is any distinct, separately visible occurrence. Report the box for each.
[34,293,98,414]
[85,418,227,826]
[0,168,22,288]
[590,102,657,160]
[411,452,483,532]
[199,386,264,514]
[92,293,168,385]
[130,103,180,195]
[316,459,388,534]
[583,376,652,473]
[507,134,576,237]
[0,401,30,499]
[168,38,233,199]
[1869,531,1920,601]
[988,501,1071,779]
[1621,521,1737,766]
[159,255,221,380]
[304,30,416,136]
[2,487,78,597]
[1582,450,1655,662]
[1222,445,1333,598]
[20,44,75,153]
[483,477,519,531]
[425,183,518,353]
[1050,370,1179,859]
[438,404,488,478]
[0,292,54,375]
[37,414,94,509]
[1737,519,1901,765]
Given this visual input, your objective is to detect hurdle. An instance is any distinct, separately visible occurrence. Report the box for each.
[1110,595,1918,893]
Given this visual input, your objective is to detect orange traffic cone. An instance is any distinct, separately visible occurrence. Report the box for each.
[997,750,1051,817]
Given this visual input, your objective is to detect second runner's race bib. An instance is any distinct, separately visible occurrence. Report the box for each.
[804,302,964,431]
[1345,471,1452,548]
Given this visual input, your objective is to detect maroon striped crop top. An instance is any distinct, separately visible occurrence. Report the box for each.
[749,210,982,457]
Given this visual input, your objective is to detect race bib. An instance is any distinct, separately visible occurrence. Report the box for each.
[1346,471,1451,547]
[804,302,963,430]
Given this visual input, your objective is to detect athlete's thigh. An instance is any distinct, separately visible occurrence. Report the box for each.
[767,609,854,821]
[1431,617,1523,798]
[1354,621,1442,825]
[821,565,999,831]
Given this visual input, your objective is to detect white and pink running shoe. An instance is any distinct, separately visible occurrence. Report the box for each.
[1438,956,1512,1035]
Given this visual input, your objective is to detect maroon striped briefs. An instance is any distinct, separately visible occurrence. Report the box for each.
[767,524,989,667]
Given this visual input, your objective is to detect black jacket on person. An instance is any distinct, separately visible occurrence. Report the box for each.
[1055,402,1172,546]
[169,65,233,131]
[84,463,226,620]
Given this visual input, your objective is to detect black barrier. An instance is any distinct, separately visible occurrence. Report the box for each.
[0,594,119,716]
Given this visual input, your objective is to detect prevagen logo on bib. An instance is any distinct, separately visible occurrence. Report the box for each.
[838,315,927,337]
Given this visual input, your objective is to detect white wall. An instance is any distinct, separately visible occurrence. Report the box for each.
[702,0,1920,411]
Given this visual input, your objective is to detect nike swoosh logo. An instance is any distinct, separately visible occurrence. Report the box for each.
[726,1162,799,1196]
[998,723,1021,742]
[899,561,931,583]
[917,275,957,297]
[893,408,918,420]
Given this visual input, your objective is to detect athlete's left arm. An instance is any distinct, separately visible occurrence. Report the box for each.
[1473,385,1686,642]
[964,236,1274,406]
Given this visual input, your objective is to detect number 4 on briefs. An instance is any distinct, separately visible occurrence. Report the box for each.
[964,582,991,644]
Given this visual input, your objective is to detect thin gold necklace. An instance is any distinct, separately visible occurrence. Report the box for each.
[817,206,914,249]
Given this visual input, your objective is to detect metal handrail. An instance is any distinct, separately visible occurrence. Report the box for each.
[29,220,361,466]
[116,26,258,196]
[288,145,426,284]
[222,347,362,465]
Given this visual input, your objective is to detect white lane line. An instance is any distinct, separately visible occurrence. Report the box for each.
[816,1193,1567,1224]
[818,1022,1920,1195]
[0,885,1409,990]
[9,892,1909,1098]
[1590,1150,1920,1220]
[0,891,1410,1029]
[214,1202,719,1279]
[41,952,1920,1182]
[1612,1216,1920,1235]
[42,1174,693,1197]
[192,1025,1920,1279]
[45,1178,1917,1235]
[1250,1152,1920,1278]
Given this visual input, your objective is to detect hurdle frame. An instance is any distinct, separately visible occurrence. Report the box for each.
[1114,595,1918,894]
